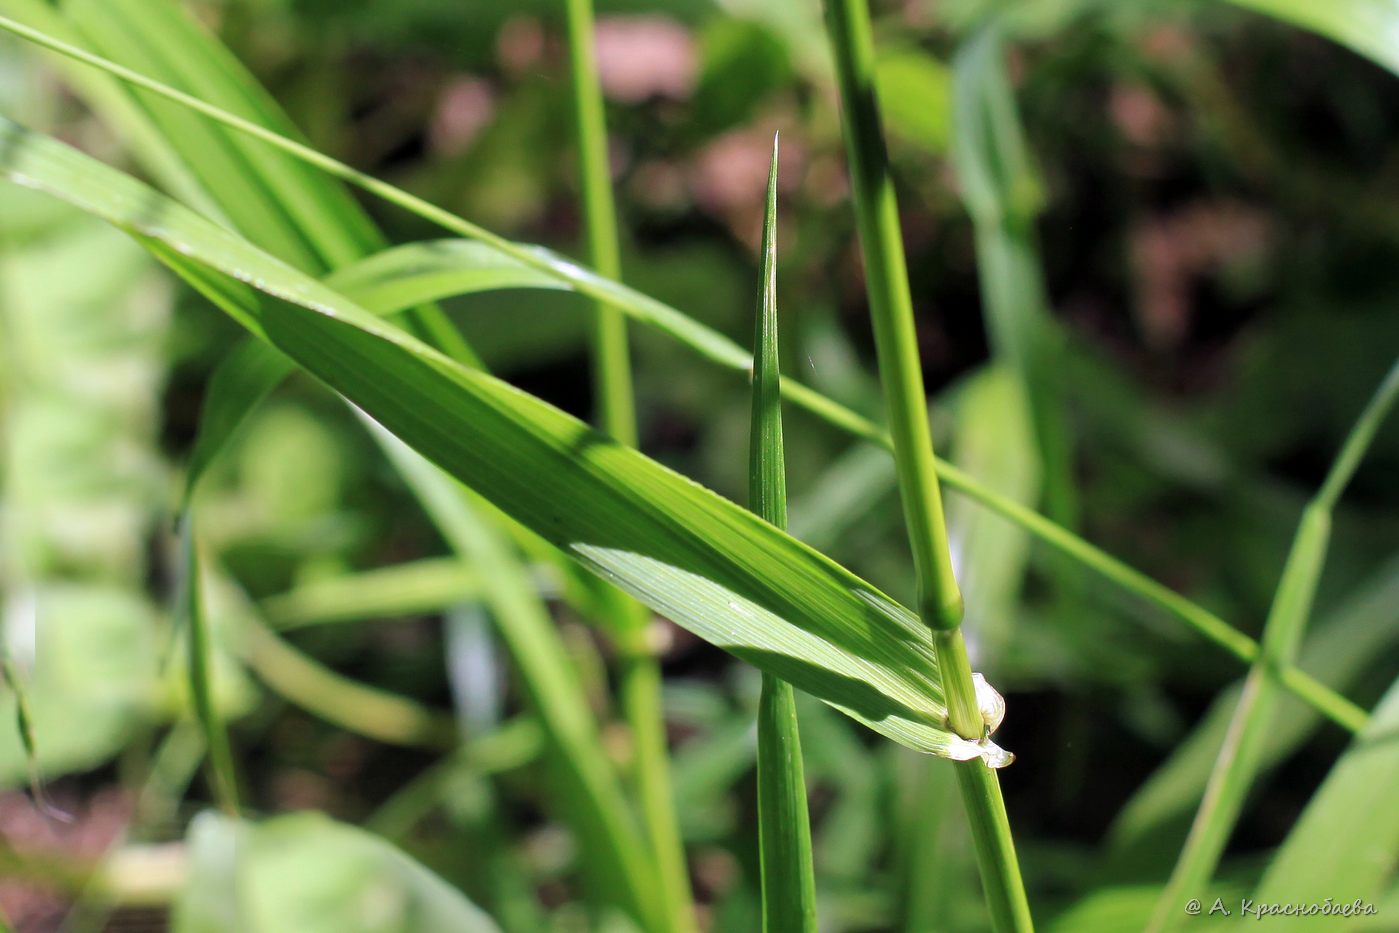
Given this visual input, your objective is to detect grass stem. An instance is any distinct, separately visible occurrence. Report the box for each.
[179,519,239,815]
[562,2,694,925]
[821,0,1032,928]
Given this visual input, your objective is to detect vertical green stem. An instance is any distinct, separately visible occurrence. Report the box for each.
[563,1,694,928]
[564,0,635,445]
[822,1,1032,929]
[951,26,1075,531]
[750,138,819,933]
[1147,359,1399,932]
[181,518,239,815]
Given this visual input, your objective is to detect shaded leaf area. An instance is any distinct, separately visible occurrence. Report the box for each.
[1226,0,1399,77]
[1253,674,1399,919]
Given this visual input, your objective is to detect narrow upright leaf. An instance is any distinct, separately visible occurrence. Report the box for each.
[180,518,239,815]
[749,136,818,933]
[562,0,693,921]
[952,26,1072,529]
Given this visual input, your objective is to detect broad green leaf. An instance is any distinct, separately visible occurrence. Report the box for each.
[1226,0,1399,78]
[1253,675,1399,925]
[0,117,1013,766]
[173,811,501,933]
[182,243,561,498]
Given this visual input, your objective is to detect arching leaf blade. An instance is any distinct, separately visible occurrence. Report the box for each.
[0,115,998,762]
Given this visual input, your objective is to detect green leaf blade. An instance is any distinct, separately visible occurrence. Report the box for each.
[180,519,239,814]
[0,115,989,763]
[749,137,818,933]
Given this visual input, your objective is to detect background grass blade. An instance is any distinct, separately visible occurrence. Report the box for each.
[0,653,66,820]
[1148,359,1399,931]
[240,613,456,750]
[180,518,239,815]
[951,25,1072,531]
[564,0,636,446]
[259,558,486,630]
[944,367,1039,659]
[563,0,694,922]
[372,427,667,929]
[822,0,1031,927]
[749,137,818,933]
[0,10,1372,733]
